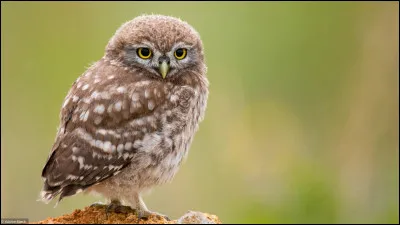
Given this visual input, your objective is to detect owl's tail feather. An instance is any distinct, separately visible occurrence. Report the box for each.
[38,190,56,204]
[37,180,63,207]
[38,180,88,207]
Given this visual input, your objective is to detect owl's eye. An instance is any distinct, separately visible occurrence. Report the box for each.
[137,48,152,59]
[174,48,187,60]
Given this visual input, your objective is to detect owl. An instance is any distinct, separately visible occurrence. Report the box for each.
[39,14,209,220]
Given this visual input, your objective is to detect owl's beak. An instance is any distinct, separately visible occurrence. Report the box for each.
[159,61,170,79]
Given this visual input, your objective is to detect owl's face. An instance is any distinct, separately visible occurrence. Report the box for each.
[105,15,205,80]
[122,40,199,79]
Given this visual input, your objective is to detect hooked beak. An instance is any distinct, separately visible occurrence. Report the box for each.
[159,61,170,79]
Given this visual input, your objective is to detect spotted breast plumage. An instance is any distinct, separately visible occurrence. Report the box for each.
[40,14,209,219]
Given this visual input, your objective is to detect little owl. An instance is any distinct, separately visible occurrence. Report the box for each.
[39,14,209,220]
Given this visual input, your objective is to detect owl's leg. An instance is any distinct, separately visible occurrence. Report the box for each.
[134,193,170,221]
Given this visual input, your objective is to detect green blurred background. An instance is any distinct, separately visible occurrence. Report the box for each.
[1,1,399,224]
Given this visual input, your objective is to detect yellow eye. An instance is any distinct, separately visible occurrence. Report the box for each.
[174,48,187,60]
[137,48,152,59]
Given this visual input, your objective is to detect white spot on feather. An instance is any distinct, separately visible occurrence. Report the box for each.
[94,116,102,125]
[83,98,91,104]
[117,144,124,153]
[108,165,116,170]
[114,101,122,112]
[95,140,103,149]
[67,175,78,180]
[82,111,89,121]
[117,86,126,93]
[170,94,179,103]
[97,129,106,135]
[72,95,79,102]
[103,141,112,152]
[144,89,150,98]
[94,104,105,114]
[148,100,155,110]
[124,142,132,150]
[79,111,86,121]
[77,156,85,169]
[123,153,130,160]
[130,102,142,112]
[108,130,121,138]
[82,84,89,90]
[154,88,160,97]
[84,164,92,170]
[91,91,100,99]
[131,93,140,101]
[132,118,145,126]
[63,98,70,108]
[133,140,142,149]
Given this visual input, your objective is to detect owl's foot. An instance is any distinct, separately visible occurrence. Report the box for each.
[137,210,171,222]
[106,200,134,216]
[91,200,135,219]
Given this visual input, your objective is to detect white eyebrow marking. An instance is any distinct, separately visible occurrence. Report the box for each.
[171,42,193,50]
[133,41,156,49]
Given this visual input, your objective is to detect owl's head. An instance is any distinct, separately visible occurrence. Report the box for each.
[105,14,205,80]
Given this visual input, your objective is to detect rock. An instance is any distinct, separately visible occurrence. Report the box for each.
[176,211,221,224]
[32,205,222,224]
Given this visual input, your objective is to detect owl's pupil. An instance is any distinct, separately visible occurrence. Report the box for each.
[175,49,184,57]
[140,48,150,56]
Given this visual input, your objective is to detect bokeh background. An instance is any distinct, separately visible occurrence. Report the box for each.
[1,1,399,224]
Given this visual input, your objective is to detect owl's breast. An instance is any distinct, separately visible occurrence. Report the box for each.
[92,83,208,191]
[132,84,208,187]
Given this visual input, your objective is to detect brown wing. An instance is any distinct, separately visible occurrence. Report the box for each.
[40,61,175,203]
